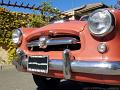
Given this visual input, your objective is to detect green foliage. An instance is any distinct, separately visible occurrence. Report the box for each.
[28,15,47,28]
[0,7,30,63]
[28,2,61,27]
[39,2,61,21]
[40,2,60,16]
[0,2,61,64]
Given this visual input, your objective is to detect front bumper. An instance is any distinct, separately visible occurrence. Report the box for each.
[13,49,120,79]
[13,58,120,75]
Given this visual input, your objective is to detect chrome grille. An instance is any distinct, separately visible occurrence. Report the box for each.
[27,36,80,51]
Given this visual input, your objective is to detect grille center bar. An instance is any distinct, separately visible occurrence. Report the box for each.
[27,36,79,48]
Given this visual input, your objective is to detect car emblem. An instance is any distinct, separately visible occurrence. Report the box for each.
[39,36,48,48]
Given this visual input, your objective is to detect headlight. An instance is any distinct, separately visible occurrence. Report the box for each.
[88,9,114,37]
[12,29,22,45]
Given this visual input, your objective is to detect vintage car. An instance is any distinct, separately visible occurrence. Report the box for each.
[12,7,120,88]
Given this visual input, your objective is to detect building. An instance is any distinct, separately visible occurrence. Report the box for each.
[61,3,108,20]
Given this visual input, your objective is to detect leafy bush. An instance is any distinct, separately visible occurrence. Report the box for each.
[0,2,61,64]
[0,7,30,64]
[28,14,47,28]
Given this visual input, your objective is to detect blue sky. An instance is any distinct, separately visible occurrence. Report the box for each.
[1,0,116,14]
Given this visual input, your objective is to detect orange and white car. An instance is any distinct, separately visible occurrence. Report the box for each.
[12,8,120,88]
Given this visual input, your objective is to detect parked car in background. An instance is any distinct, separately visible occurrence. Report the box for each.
[12,4,120,89]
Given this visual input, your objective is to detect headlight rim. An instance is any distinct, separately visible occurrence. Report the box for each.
[12,28,23,45]
[88,9,114,37]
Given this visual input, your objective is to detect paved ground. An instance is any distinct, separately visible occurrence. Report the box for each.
[0,67,36,90]
[0,66,120,90]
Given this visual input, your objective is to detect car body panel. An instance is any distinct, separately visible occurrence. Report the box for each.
[13,8,120,85]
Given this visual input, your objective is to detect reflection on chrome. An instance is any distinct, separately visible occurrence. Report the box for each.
[14,58,120,75]
[27,37,78,48]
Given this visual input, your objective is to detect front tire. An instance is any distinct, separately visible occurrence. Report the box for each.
[32,74,60,90]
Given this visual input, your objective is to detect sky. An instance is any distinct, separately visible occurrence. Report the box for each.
[1,0,117,14]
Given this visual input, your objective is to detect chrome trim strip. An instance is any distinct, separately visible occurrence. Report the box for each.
[14,59,120,75]
[27,40,39,47]
[27,37,78,48]
[46,37,77,45]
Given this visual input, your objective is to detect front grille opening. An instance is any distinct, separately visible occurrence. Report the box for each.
[27,35,81,51]
[28,44,81,51]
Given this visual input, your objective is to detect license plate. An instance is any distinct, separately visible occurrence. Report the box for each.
[27,56,48,73]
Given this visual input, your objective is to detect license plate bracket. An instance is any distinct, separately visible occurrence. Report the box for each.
[27,56,48,73]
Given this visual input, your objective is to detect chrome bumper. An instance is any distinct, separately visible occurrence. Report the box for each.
[13,49,120,79]
[13,57,120,75]
[49,60,120,75]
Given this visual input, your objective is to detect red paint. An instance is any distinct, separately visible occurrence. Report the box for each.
[17,9,120,85]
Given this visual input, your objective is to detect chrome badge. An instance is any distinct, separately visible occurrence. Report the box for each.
[39,36,49,48]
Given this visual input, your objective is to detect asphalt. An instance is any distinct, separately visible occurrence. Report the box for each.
[0,66,120,90]
[0,66,36,90]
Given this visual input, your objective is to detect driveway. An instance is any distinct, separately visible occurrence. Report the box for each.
[0,66,120,90]
[0,66,36,90]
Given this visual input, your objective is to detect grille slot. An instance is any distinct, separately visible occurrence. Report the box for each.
[28,44,80,51]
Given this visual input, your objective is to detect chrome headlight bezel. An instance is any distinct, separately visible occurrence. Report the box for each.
[88,9,114,37]
[12,28,22,45]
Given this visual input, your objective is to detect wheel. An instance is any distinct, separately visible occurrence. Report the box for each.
[32,74,60,90]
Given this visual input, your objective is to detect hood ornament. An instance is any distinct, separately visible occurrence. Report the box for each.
[39,36,49,49]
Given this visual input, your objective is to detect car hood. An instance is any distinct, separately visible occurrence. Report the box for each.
[21,21,87,38]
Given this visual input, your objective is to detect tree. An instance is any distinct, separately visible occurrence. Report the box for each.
[39,2,61,22]
[0,2,61,64]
